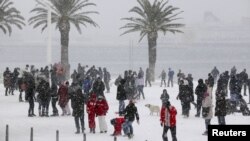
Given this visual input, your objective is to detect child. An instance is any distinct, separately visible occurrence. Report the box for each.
[87,93,97,133]
[110,116,125,136]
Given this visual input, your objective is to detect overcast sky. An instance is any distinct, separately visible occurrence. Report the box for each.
[1,0,250,46]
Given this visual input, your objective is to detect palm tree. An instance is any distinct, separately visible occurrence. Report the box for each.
[121,0,184,81]
[29,0,98,78]
[0,0,25,35]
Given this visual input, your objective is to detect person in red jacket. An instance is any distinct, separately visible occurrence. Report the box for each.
[87,93,97,133]
[95,95,109,133]
[160,101,177,141]
[110,116,125,136]
[58,81,71,116]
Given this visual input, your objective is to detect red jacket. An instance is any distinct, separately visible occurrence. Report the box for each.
[95,99,109,116]
[160,106,177,127]
[115,117,125,126]
[58,85,69,108]
[87,94,97,115]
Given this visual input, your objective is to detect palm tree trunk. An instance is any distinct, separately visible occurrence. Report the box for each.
[147,32,157,82]
[60,29,70,79]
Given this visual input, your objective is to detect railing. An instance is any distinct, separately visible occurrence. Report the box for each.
[4,124,119,141]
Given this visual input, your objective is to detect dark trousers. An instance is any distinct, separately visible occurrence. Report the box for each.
[167,78,173,87]
[161,79,166,87]
[217,116,226,125]
[28,98,35,115]
[183,102,190,117]
[243,83,247,95]
[196,99,202,116]
[205,119,211,130]
[249,87,250,103]
[137,85,145,99]
[162,126,177,141]
[51,98,58,114]
[19,91,23,101]
[145,78,151,87]
[75,115,85,132]
[104,81,110,92]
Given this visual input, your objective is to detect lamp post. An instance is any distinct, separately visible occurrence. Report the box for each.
[47,6,52,65]
[37,0,52,65]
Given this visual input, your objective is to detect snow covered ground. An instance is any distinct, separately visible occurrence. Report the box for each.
[0,80,250,141]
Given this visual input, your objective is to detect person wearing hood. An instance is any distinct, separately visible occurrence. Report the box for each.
[69,81,85,134]
[36,77,50,117]
[160,89,170,106]
[58,81,71,116]
[120,100,140,139]
[116,79,127,115]
[195,79,207,117]
[177,79,192,118]
[87,93,97,133]
[95,95,109,133]
[202,79,213,135]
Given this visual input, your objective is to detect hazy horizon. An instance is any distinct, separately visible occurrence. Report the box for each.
[0,0,250,46]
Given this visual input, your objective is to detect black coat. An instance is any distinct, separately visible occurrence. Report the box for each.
[121,103,139,122]
[92,80,105,96]
[116,84,127,101]
[69,85,85,117]
[36,80,50,102]
[208,75,214,87]
[178,84,193,103]
[195,83,207,101]
[50,83,58,100]
[215,77,227,116]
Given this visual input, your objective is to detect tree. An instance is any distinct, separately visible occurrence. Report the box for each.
[29,0,98,78]
[0,0,25,35]
[121,0,184,81]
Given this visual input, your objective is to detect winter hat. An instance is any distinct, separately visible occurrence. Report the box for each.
[120,79,126,84]
[90,93,97,99]
[198,79,203,84]
[163,89,167,93]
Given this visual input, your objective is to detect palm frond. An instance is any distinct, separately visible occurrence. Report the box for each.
[29,0,98,33]
[0,0,25,35]
[121,0,184,40]
[0,24,7,34]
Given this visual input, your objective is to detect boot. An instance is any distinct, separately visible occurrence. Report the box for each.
[75,128,80,134]
[202,130,208,135]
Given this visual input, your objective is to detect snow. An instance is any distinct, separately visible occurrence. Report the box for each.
[0,80,250,141]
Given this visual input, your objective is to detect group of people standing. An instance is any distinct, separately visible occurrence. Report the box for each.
[2,65,250,141]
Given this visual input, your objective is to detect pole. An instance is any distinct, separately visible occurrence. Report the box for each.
[30,127,33,141]
[56,130,59,141]
[47,6,52,65]
[83,133,86,141]
[114,136,117,141]
[131,40,134,70]
[5,125,9,141]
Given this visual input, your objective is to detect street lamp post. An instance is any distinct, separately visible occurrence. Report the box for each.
[37,0,52,65]
[47,6,52,65]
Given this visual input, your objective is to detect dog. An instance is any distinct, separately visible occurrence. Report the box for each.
[145,104,160,116]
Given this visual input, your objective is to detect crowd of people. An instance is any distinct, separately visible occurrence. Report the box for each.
[2,64,250,140]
